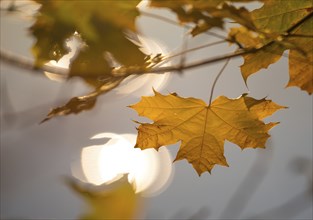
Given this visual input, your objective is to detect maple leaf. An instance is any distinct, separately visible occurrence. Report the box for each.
[67,175,140,220]
[233,0,313,93]
[130,91,285,175]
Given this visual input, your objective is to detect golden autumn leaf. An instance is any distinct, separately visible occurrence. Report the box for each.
[130,91,285,175]
[67,175,141,220]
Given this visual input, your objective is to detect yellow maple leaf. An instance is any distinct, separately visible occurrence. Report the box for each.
[130,91,285,175]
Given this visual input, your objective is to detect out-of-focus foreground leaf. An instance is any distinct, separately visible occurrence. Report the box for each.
[40,77,124,123]
[231,0,313,94]
[67,175,141,220]
[31,0,145,82]
[30,0,152,121]
[149,0,257,36]
[130,91,285,175]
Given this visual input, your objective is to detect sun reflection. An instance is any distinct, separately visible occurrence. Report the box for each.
[74,133,173,197]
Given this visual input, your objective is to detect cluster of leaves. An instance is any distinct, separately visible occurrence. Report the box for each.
[29,0,313,175]
[30,0,151,122]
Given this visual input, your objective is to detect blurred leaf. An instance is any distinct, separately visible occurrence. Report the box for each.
[41,77,124,123]
[149,0,257,36]
[130,91,285,175]
[30,0,161,121]
[30,0,146,87]
[67,175,140,220]
[287,16,313,94]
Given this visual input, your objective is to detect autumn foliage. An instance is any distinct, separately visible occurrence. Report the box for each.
[1,0,312,219]
[22,0,313,175]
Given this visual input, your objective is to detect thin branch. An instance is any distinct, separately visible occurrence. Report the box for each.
[1,10,311,80]
[178,29,189,70]
[208,58,230,105]
[142,40,226,70]
[0,50,68,77]
[286,33,313,38]
[165,40,225,61]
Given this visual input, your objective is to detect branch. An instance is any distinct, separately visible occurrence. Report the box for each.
[1,11,311,80]
[0,50,68,76]
[0,47,251,78]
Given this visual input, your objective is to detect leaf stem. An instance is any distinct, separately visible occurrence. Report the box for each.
[208,58,230,105]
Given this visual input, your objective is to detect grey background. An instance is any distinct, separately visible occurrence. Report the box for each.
[1,1,312,219]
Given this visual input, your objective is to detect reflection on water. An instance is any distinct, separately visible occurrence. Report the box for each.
[72,133,173,197]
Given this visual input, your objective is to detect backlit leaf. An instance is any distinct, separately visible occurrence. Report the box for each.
[149,0,257,36]
[130,91,285,175]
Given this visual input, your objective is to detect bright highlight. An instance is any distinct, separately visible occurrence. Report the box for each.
[77,133,173,197]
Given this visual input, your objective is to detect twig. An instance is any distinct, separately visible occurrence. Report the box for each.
[286,11,313,34]
[165,40,225,61]
[0,48,251,77]
[0,50,68,76]
[178,29,189,71]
